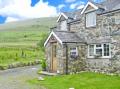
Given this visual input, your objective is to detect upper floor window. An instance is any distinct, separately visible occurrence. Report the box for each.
[60,20,68,31]
[86,11,96,27]
[115,15,120,24]
[111,15,120,25]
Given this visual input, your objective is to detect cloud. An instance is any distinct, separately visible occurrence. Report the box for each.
[70,3,78,9]
[5,17,19,23]
[77,4,84,9]
[58,4,65,10]
[0,0,58,23]
[65,0,76,3]
[70,1,85,9]
[92,0,105,3]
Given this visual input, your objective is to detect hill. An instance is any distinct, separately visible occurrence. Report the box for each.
[0,17,57,45]
[0,17,57,69]
[0,17,57,31]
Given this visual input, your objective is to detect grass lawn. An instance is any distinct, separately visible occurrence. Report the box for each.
[28,72,120,89]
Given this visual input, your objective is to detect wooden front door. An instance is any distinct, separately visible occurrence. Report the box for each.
[51,43,57,72]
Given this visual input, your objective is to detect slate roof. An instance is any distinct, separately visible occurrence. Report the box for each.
[112,30,120,36]
[53,31,85,43]
[63,9,82,20]
[87,36,112,44]
[93,0,120,14]
[53,31,112,44]
[64,0,120,24]
[64,0,120,19]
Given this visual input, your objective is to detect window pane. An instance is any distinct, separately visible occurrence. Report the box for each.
[96,44,101,47]
[53,45,57,57]
[61,21,67,31]
[96,49,102,56]
[104,44,110,56]
[70,47,78,57]
[86,12,96,27]
[89,45,94,56]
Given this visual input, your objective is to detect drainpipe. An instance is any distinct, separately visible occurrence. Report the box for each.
[65,43,68,74]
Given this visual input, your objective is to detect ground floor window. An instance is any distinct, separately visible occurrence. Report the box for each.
[88,43,111,58]
[70,47,78,58]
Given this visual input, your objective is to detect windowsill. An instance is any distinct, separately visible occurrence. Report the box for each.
[85,25,96,29]
[87,56,111,59]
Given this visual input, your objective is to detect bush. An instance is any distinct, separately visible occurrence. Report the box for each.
[37,33,48,51]
[41,60,46,71]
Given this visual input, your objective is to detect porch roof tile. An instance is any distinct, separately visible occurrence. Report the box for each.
[53,31,85,43]
[112,30,120,36]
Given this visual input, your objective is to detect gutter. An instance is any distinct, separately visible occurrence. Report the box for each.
[63,42,87,44]
[67,19,81,24]
[98,9,120,15]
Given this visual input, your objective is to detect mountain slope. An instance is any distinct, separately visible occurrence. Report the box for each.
[0,17,57,68]
[0,17,57,31]
[0,17,57,44]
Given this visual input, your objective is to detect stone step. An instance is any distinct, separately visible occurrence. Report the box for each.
[40,71,58,76]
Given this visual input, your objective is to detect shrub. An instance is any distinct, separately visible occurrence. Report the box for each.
[37,33,48,51]
[41,60,46,71]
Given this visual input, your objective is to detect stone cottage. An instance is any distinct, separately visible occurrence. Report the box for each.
[44,0,120,74]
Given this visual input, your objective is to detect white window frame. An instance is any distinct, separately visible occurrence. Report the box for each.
[88,45,94,57]
[86,11,96,27]
[115,15,120,24]
[95,44,103,57]
[60,20,68,31]
[70,47,78,58]
[103,44,111,58]
[88,44,111,58]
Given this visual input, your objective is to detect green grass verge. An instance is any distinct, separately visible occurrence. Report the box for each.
[28,72,120,89]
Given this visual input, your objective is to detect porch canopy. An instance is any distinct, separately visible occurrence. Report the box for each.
[44,31,85,47]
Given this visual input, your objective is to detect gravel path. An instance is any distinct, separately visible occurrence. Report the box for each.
[0,65,42,89]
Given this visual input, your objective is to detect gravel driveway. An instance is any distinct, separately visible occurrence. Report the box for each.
[0,65,42,89]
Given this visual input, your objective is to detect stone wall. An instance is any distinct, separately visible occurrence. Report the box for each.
[69,8,120,73]
[56,43,66,74]
[45,42,87,74]
[45,42,52,72]
[45,41,67,74]
[64,43,87,74]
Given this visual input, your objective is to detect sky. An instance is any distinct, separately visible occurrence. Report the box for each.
[0,0,102,24]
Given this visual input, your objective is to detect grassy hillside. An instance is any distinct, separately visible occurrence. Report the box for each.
[0,17,57,43]
[0,17,57,31]
[0,17,57,69]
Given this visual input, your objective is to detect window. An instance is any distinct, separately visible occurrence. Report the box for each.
[61,20,67,31]
[104,44,110,56]
[53,45,57,57]
[70,47,78,58]
[88,44,111,58]
[89,45,94,56]
[86,11,96,27]
[96,44,102,56]
[115,15,120,24]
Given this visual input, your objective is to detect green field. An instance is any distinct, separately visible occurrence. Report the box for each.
[28,72,120,89]
[0,17,57,69]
